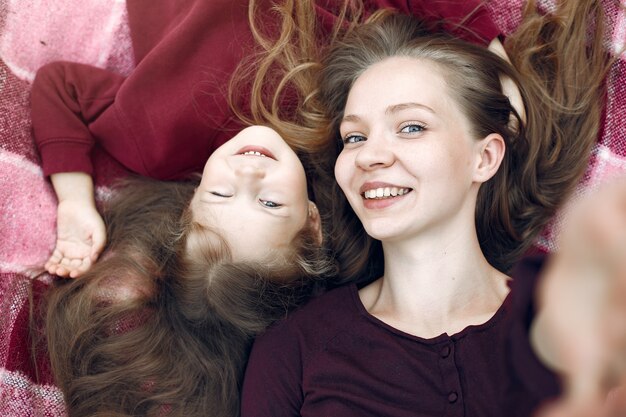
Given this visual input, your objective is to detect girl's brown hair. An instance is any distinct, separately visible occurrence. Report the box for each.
[236,0,610,282]
[44,177,334,417]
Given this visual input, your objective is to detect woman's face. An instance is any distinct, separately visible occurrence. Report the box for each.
[192,126,315,262]
[334,56,489,243]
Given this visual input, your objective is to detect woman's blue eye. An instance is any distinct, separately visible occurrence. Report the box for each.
[400,124,425,133]
[343,134,366,144]
[260,199,282,208]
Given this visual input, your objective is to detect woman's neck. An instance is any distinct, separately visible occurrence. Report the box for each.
[359,224,510,339]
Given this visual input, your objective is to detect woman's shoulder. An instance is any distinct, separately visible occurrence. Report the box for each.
[254,283,361,351]
[278,283,359,328]
[508,252,547,315]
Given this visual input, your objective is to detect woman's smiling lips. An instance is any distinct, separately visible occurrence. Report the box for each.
[359,181,413,209]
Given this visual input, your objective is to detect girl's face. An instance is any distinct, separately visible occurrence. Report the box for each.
[192,126,317,262]
[335,56,495,243]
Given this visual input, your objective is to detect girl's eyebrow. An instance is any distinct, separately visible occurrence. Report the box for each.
[199,195,229,203]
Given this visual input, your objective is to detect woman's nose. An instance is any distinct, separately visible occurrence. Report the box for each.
[354,134,395,170]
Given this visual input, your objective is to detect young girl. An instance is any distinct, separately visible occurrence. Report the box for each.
[44,125,334,417]
[40,125,325,277]
[239,0,612,415]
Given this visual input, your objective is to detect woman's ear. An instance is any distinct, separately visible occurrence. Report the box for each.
[307,201,323,246]
[473,133,505,183]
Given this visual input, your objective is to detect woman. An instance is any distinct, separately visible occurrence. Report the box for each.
[240,0,611,415]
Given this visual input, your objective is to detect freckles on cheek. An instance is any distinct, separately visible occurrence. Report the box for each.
[448,144,473,173]
[428,148,469,184]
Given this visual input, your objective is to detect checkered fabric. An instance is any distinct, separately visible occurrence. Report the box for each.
[0,1,624,415]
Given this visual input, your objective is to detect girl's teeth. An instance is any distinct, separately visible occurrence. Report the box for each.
[242,151,266,157]
[363,187,411,199]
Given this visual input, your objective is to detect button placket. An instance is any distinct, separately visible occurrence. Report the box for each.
[437,340,463,416]
[440,344,451,359]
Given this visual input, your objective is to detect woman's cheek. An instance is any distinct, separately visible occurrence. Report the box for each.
[334,154,352,192]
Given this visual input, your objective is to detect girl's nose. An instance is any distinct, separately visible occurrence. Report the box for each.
[235,163,266,180]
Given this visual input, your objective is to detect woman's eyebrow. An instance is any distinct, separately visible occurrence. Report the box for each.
[386,102,435,115]
[341,114,361,124]
[342,102,436,124]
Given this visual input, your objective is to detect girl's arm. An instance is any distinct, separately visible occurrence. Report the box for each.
[31,61,126,177]
[46,172,106,278]
[31,61,125,175]
[316,0,501,46]
[396,0,501,44]
[31,62,125,277]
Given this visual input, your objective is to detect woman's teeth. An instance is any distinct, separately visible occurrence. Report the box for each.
[363,187,411,199]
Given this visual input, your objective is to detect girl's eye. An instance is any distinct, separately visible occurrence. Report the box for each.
[399,123,426,134]
[210,191,231,197]
[342,134,366,145]
[260,199,282,208]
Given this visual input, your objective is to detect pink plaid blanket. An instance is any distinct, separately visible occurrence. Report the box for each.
[0,0,624,415]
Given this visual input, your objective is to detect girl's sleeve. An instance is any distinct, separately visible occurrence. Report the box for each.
[31,61,126,177]
[240,322,304,417]
[369,0,501,44]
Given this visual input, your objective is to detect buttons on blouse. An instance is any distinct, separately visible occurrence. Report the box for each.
[440,344,451,359]
[438,342,460,406]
